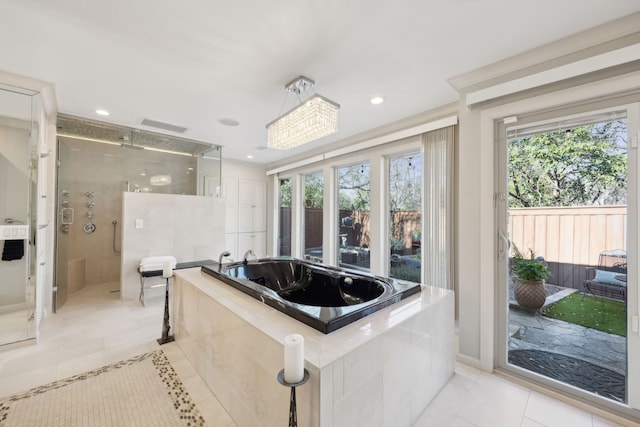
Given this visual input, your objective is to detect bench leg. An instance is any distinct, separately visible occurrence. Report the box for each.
[139,275,146,306]
[583,282,598,301]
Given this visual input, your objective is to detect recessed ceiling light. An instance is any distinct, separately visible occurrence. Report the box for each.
[140,173,146,176]
[370,96,384,105]
[246,155,254,159]
[95,109,110,116]
[218,118,240,127]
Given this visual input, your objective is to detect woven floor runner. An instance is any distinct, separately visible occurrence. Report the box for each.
[509,349,625,402]
[0,350,206,426]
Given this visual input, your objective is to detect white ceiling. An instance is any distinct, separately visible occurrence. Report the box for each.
[2,0,639,164]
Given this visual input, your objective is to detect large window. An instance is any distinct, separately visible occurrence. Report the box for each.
[278,177,292,256]
[337,163,371,270]
[272,124,454,286]
[303,172,323,262]
[389,153,422,282]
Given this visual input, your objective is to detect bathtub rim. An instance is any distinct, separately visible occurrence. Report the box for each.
[201,257,421,333]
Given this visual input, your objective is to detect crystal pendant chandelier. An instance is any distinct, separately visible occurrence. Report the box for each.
[266,76,339,150]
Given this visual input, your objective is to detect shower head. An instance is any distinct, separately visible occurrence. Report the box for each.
[112,220,118,225]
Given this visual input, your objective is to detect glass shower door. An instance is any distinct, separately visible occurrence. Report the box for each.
[0,84,38,345]
[53,140,72,311]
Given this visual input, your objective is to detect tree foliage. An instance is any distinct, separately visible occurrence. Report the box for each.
[304,172,323,208]
[338,164,371,210]
[389,154,422,211]
[279,174,324,209]
[279,178,292,207]
[508,121,627,208]
[283,155,422,214]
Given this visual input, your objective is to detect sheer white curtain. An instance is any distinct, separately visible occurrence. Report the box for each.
[423,125,455,289]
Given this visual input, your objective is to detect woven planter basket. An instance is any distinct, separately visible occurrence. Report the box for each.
[513,279,546,310]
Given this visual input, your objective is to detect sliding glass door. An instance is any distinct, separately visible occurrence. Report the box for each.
[496,103,640,411]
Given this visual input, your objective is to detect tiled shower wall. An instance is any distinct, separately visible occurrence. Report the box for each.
[58,138,126,289]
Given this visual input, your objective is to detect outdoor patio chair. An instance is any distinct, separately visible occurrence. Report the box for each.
[583,249,627,301]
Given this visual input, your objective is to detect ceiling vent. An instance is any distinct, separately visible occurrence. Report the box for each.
[141,118,188,133]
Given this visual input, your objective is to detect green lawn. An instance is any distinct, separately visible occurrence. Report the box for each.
[542,293,626,337]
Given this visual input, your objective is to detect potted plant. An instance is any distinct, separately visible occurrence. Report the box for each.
[390,238,405,256]
[511,244,551,310]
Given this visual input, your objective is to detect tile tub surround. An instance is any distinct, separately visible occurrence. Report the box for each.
[172,268,455,427]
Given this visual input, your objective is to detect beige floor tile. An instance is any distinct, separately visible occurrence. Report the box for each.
[521,417,546,427]
[449,416,478,427]
[0,364,59,397]
[170,357,200,382]
[524,391,593,427]
[195,397,237,427]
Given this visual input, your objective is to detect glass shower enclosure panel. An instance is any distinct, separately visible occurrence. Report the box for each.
[0,84,39,346]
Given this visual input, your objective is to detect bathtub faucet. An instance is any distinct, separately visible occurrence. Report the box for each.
[218,251,231,272]
[243,249,256,265]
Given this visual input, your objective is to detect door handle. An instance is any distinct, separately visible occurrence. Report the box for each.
[498,229,509,261]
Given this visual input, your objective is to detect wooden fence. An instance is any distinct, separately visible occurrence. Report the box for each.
[279,208,422,252]
[509,206,626,289]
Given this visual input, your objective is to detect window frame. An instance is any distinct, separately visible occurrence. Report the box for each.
[272,135,425,277]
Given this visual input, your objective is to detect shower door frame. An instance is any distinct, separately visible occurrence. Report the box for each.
[52,137,66,312]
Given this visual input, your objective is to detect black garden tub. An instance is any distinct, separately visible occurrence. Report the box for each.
[201,257,421,333]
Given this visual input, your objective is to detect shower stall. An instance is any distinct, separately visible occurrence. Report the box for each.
[54,116,221,310]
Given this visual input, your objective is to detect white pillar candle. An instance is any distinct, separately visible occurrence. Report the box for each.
[283,334,304,383]
[162,260,172,279]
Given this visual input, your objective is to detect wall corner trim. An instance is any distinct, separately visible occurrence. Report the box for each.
[466,43,640,106]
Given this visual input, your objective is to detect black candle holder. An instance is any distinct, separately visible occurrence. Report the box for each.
[157,277,174,345]
[277,368,309,427]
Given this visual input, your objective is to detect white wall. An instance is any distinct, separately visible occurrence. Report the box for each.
[222,158,268,181]
[120,192,225,301]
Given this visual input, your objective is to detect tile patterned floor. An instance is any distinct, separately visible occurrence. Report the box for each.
[0,281,636,426]
[0,349,206,426]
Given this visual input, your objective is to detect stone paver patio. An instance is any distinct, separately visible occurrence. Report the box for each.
[508,281,626,371]
[507,282,626,375]
[508,308,627,375]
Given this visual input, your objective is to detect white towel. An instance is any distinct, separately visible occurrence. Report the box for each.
[140,256,176,265]
[140,256,176,272]
[139,263,176,272]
